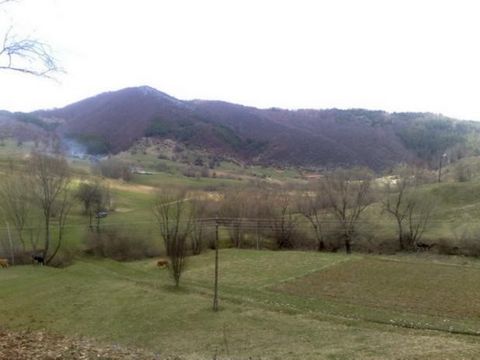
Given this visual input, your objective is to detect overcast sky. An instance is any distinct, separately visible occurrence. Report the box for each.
[0,0,479,120]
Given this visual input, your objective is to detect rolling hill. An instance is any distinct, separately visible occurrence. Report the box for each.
[2,86,480,170]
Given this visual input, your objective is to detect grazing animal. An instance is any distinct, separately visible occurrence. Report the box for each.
[32,255,45,266]
[157,259,169,268]
[0,258,9,268]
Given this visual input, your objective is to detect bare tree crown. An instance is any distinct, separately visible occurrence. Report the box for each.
[0,1,59,77]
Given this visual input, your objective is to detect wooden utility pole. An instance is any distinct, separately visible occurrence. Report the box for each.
[213,216,219,312]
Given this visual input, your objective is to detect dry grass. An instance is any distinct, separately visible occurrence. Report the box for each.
[2,251,480,359]
[274,256,480,333]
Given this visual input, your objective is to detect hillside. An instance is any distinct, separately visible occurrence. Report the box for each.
[3,86,480,170]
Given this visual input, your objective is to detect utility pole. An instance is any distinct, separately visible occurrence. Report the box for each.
[213,216,219,312]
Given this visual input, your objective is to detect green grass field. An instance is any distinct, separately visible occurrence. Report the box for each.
[1,250,480,359]
[3,141,480,358]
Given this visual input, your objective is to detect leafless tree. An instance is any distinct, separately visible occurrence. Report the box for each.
[321,168,374,254]
[0,1,59,77]
[270,190,297,249]
[75,180,111,230]
[29,152,71,263]
[404,192,435,249]
[153,189,192,287]
[383,165,435,250]
[190,199,208,255]
[46,188,73,264]
[0,172,32,252]
[220,189,249,248]
[382,165,415,250]
[246,189,273,250]
[297,188,328,251]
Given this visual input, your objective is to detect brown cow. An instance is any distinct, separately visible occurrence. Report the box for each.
[157,259,169,268]
[0,258,9,268]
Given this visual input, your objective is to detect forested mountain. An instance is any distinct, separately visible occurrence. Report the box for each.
[2,86,479,170]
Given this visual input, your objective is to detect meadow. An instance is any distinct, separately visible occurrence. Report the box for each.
[2,141,480,358]
[1,250,480,359]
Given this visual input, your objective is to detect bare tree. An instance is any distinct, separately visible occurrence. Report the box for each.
[0,172,32,252]
[404,191,435,249]
[382,165,415,250]
[153,189,192,287]
[270,190,297,249]
[297,188,328,251]
[29,152,71,263]
[383,165,435,250]
[220,189,249,248]
[190,198,211,255]
[75,180,111,230]
[321,168,374,254]
[0,1,59,77]
[46,188,73,264]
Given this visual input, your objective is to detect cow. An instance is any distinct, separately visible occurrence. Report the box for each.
[0,258,9,268]
[157,259,169,268]
[32,255,45,266]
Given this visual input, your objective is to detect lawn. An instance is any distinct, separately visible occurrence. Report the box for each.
[1,250,480,359]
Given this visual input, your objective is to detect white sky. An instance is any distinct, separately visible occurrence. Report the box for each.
[0,0,479,120]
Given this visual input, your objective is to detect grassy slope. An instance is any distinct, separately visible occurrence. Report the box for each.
[1,250,480,359]
[3,142,480,358]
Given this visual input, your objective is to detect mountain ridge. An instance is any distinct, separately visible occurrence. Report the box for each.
[2,86,479,170]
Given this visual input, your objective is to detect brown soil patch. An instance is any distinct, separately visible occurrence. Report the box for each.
[0,329,162,360]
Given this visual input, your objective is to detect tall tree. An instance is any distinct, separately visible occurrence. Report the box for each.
[270,190,297,249]
[220,189,249,248]
[46,188,73,264]
[297,188,328,251]
[383,165,435,250]
[322,168,374,254]
[75,181,110,230]
[29,153,70,263]
[0,172,32,252]
[152,189,192,287]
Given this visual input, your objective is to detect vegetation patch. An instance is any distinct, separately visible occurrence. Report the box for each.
[0,329,160,359]
[274,256,480,321]
[13,112,59,131]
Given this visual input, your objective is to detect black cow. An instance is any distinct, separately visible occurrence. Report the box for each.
[32,255,45,266]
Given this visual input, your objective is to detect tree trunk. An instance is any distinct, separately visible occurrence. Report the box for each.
[397,218,404,250]
[43,210,50,263]
[314,225,325,251]
[344,233,352,254]
[318,238,325,251]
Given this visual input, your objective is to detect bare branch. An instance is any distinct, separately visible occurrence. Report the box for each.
[0,1,60,78]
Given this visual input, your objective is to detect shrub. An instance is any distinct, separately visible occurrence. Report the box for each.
[97,159,132,181]
[48,248,77,268]
[85,227,158,261]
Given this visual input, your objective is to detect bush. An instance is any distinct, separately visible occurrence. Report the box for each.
[97,159,132,181]
[0,250,34,265]
[85,227,159,261]
[48,248,77,268]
